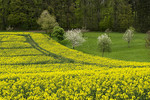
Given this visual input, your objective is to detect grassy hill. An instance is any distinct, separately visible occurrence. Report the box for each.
[66,32,150,62]
[0,32,150,99]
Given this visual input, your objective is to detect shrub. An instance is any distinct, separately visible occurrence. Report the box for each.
[60,40,70,46]
[37,10,58,36]
[105,28,112,37]
[98,33,112,57]
[81,27,89,33]
[64,29,85,49]
[6,26,13,31]
[105,28,112,33]
[123,27,135,48]
[52,26,65,41]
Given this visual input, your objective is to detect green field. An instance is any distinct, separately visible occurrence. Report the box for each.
[0,32,150,99]
[65,32,150,62]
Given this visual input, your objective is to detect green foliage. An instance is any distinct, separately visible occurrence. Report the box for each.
[6,0,42,30]
[0,0,149,32]
[37,10,58,35]
[99,16,112,31]
[136,0,150,32]
[52,26,65,41]
[117,3,134,32]
[97,33,112,56]
[60,40,70,46]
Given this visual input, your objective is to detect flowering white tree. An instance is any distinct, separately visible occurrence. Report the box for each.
[123,27,135,48]
[98,33,112,57]
[64,29,85,49]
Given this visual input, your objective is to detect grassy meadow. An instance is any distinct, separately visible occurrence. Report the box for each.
[64,32,150,62]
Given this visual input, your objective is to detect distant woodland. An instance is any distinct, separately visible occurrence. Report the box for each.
[0,0,149,32]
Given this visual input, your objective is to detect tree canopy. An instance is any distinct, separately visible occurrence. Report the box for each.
[0,0,149,32]
[37,10,58,35]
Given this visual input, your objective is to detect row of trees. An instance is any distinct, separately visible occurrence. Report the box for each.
[98,27,135,56]
[0,0,149,32]
[36,9,148,56]
[64,27,150,57]
[63,27,135,57]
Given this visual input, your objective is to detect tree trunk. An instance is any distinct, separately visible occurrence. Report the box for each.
[102,49,104,57]
[128,41,130,48]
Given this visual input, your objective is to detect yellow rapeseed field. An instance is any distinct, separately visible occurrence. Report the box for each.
[0,32,149,99]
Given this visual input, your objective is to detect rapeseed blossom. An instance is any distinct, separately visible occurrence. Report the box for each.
[0,32,149,99]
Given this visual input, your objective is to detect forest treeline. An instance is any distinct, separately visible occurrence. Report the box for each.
[0,0,149,32]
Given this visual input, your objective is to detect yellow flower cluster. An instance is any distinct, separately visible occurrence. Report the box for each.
[1,34,26,42]
[0,66,149,99]
[0,32,150,99]
[0,49,41,56]
[31,32,150,67]
[0,56,60,65]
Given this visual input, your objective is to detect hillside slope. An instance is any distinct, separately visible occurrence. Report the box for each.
[0,32,150,99]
